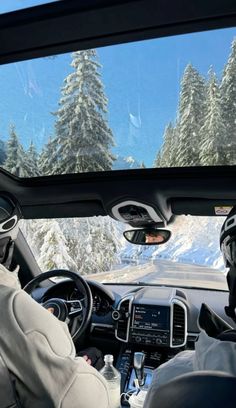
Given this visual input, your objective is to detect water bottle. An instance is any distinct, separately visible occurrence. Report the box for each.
[100,354,121,408]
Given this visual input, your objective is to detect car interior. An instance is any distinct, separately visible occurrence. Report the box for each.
[1,0,236,407]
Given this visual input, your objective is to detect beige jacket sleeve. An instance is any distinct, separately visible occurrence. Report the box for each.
[0,265,111,408]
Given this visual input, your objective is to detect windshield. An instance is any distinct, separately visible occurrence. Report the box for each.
[0,27,235,177]
[20,215,228,291]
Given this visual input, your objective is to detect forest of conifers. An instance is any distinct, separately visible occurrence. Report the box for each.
[1,39,236,177]
[5,38,236,274]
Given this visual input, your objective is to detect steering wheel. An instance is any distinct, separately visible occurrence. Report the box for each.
[23,270,93,341]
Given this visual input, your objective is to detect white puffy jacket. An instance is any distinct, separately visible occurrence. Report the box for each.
[0,265,111,408]
[146,327,236,404]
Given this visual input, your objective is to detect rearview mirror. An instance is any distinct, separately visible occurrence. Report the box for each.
[123,228,171,245]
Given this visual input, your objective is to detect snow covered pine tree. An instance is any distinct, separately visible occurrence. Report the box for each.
[44,49,115,175]
[175,64,206,167]
[154,123,176,167]
[4,125,34,177]
[199,68,227,165]
[154,64,207,168]
[38,136,57,176]
[220,38,236,164]
[37,220,77,272]
[34,49,120,276]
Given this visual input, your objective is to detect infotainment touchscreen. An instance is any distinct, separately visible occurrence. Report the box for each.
[132,305,170,331]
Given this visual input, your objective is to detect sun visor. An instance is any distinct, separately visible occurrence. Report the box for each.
[22,200,106,219]
[171,199,236,217]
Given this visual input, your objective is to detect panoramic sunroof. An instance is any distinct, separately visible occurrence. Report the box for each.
[0,26,235,178]
[0,0,57,14]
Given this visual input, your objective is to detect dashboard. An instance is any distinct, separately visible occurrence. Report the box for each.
[33,277,234,395]
[36,279,233,348]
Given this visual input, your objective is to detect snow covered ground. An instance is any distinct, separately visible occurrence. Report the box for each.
[20,214,227,289]
[120,215,226,273]
[88,215,227,290]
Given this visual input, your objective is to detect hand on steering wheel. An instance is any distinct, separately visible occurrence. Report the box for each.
[23,270,93,341]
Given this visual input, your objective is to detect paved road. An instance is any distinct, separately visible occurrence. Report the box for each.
[132,259,227,290]
[89,259,227,290]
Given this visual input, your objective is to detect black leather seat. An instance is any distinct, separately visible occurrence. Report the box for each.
[145,371,236,408]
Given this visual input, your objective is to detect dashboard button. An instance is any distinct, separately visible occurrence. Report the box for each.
[112,310,121,320]
[135,336,142,343]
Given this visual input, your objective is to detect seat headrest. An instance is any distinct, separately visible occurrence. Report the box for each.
[145,371,236,408]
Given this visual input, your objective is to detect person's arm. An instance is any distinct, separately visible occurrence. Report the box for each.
[145,350,195,407]
[0,285,111,408]
[60,361,110,408]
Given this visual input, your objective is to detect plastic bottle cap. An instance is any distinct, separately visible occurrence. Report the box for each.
[104,354,114,363]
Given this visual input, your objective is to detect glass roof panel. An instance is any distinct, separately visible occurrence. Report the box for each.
[0,1,57,14]
[0,27,235,177]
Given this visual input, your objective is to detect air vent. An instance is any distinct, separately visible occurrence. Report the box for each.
[175,289,187,299]
[115,296,133,342]
[172,301,187,347]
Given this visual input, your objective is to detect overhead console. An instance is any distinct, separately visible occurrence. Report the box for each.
[113,287,187,348]
[110,200,166,227]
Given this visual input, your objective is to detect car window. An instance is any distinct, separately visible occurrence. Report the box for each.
[20,215,228,290]
[0,27,235,177]
[0,1,57,14]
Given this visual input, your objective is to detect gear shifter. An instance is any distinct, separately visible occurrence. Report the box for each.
[133,352,145,386]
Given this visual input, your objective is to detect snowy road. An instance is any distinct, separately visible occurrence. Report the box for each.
[88,259,227,290]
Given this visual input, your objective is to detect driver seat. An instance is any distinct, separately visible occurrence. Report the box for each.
[0,353,22,407]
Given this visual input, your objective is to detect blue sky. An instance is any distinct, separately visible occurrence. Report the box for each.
[0,0,56,14]
[0,25,235,167]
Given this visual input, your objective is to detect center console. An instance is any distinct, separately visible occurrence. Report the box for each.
[130,304,170,346]
[113,287,188,348]
[116,344,180,405]
[112,287,188,400]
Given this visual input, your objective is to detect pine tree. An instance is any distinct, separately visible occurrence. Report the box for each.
[20,219,45,259]
[48,49,115,175]
[154,123,176,167]
[86,216,121,274]
[28,141,38,164]
[38,136,58,176]
[175,64,206,166]
[58,216,122,275]
[26,141,40,177]
[4,126,41,177]
[37,220,78,271]
[4,125,26,176]
[21,216,123,276]
[0,140,6,165]
[199,69,227,165]
[220,38,236,164]
[153,149,162,167]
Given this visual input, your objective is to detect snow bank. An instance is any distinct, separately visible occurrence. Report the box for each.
[120,215,226,272]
